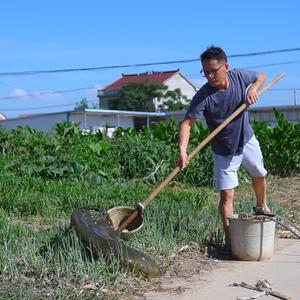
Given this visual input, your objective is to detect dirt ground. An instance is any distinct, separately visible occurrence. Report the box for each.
[126,175,300,300]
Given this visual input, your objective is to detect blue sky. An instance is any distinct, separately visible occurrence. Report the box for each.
[1,0,300,118]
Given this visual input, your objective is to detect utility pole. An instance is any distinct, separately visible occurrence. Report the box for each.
[293,90,298,105]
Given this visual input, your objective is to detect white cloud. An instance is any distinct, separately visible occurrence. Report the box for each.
[92,83,103,89]
[9,88,65,100]
[10,88,29,98]
[34,91,64,100]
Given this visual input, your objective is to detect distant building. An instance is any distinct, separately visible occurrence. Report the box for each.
[0,109,185,133]
[97,69,197,110]
[0,105,299,134]
[249,105,300,125]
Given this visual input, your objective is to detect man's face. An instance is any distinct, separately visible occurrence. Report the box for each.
[201,59,228,87]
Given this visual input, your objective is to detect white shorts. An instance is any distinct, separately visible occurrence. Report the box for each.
[213,135,267,190]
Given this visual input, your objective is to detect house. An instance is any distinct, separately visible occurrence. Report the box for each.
[97,69,197,110]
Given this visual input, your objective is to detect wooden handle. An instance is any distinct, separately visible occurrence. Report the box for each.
[118,210,139,231]
[118,72,284,231]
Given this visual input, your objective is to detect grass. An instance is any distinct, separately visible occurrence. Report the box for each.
[0,169,295,299]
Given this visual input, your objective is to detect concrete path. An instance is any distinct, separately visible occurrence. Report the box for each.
[143,239,300,300]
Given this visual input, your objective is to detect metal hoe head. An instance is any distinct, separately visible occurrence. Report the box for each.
[107,206,144,240]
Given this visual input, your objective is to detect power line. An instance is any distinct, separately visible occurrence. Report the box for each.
[3,99,99,112]
[0,85,97,101]
[186,60,300,78]
[228,48,300,57]
[245,60,300,69]
[2,59,300,102]
[1,47,300,77]
[269,88,300,91]
[2,102,77,112]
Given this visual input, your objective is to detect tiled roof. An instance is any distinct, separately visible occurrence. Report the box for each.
[17,114,35,118]
[102,69,179,92]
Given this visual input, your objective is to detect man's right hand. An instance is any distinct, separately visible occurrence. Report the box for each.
[177,152,189,170]
[177,116,195,170]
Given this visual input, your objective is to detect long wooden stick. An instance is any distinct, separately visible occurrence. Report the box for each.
[118,72,285,231]
[233,282,291,300]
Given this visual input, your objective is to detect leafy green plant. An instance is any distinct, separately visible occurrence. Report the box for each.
[53,121,81,140]
[253,109,300,175]
[1,111,299,188]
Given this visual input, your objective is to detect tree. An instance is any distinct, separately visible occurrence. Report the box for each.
[158,88,190,112]
[110,81,167,112]
[109,81,188,112]
[74,98,89,111]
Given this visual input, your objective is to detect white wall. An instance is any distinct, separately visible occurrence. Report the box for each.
[249,106,300,125]
[0,112,69,133]
[164,73,197,101]
[0,111,136,134]
[71,113,134,130]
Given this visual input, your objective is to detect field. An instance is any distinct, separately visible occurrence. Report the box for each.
[0,113,299,299]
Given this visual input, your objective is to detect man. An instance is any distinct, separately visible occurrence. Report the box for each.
[177,46,272,254]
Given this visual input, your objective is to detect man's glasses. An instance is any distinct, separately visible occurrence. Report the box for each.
[200,64,225,78]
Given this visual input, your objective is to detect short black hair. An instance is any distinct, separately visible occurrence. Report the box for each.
[200,46,227,63]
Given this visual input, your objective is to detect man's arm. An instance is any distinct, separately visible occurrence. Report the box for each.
[177,116,196,169]
[246,72,266,106]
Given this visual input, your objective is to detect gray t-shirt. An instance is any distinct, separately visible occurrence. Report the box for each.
[186,68,258,156]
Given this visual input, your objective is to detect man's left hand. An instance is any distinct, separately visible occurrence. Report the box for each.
[246,87,258,106]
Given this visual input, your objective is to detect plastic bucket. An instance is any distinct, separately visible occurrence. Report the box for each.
[228,213,275,261]
[107,206,144,240]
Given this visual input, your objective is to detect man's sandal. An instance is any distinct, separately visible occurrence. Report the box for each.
[253,206,276,217]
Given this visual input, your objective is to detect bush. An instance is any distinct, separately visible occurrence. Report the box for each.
[253,109,300,175]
